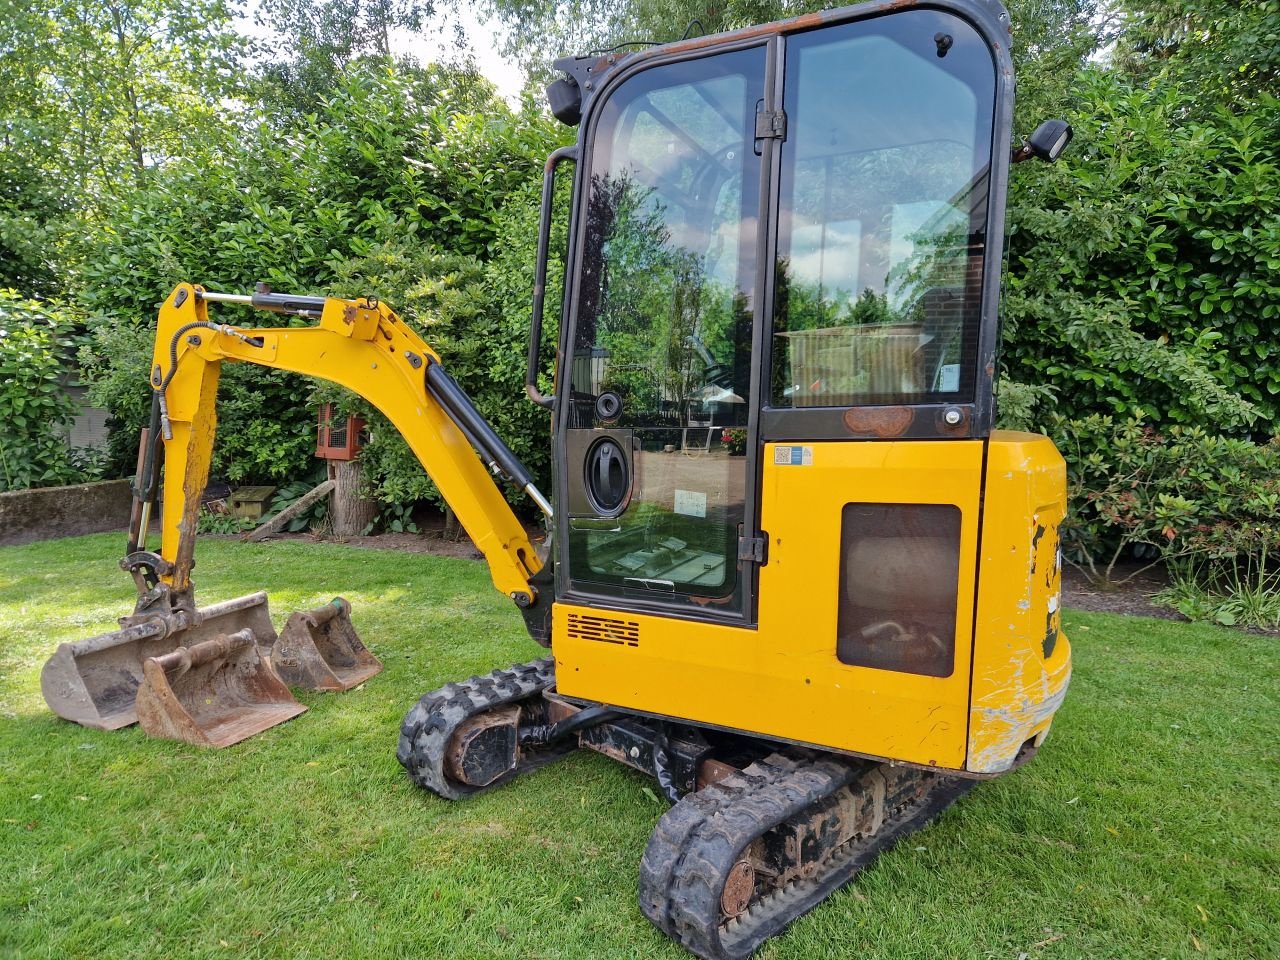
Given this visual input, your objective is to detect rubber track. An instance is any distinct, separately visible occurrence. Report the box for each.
[639,753,976,960]
[396,657,571,801]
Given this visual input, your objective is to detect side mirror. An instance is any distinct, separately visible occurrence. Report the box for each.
[546,76,582,126]
[1012,119,1073,164]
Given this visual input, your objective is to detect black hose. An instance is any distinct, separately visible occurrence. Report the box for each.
[652,723,683,805]
[518,705,622,747]
[160,321,221,395]
[137,394,162,502]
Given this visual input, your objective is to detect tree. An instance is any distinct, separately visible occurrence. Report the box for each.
[0,0,249,300]
[252,0,459,113]
[485,0,808,78]
[2,0,248,196]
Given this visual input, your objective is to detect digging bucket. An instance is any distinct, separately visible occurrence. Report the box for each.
[271,597,381,692]
[40,592,279,731]
[135,627,306,747]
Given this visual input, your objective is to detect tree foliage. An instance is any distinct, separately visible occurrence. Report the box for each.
[1001,57,1280,436]
[77,61,566,487]
[253,0,460,113]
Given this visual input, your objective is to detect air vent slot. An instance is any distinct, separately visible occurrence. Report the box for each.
[566,613,640,648]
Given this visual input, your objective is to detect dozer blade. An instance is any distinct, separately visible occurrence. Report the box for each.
[271,597,381,692]
[135,627,306,748]
[40,592,279,731]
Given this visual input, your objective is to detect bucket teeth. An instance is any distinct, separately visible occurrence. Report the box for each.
[135,627,306,748]
[270,598,381,692]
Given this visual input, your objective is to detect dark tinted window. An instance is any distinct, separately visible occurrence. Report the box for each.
[837,502,961,677]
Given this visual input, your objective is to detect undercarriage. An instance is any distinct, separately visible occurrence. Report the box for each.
[397,658,977,960]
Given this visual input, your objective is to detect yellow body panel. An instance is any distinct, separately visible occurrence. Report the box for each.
[556,434,1071,775]
[968,431,1072,773]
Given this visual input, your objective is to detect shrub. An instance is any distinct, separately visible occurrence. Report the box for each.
[1002,68,1278,437]
[73,67,564,489]
[0,291,82,491]
[1053,415,1280,589]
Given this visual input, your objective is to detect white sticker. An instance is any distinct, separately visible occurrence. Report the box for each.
[674,489,707,518]
[773,445,813,466]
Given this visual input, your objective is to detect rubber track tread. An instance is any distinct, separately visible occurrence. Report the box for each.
[397,657,570,800]
[639,753,976,960]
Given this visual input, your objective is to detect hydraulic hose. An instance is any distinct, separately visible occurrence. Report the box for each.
[652,723,683,805]
[518,705,622,747]
[155,321,263,440]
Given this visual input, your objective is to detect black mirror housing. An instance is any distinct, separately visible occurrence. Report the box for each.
[546,77,582,126]
[1026,118,1072,162]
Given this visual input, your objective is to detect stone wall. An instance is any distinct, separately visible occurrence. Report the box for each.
[0,479,132,546]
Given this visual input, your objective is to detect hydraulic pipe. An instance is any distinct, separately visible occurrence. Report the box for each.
[425,360,554,520]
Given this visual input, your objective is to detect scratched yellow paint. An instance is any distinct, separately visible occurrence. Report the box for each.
[967,432,1072,773]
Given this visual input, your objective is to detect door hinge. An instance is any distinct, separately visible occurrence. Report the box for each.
[738,535,768,565]
[754,109,787,141]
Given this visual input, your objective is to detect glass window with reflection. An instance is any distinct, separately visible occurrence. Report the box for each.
[771,11,996,408]
[565,47,764,605]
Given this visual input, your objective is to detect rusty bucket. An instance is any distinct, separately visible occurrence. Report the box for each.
[40,592,279,731]
[135,628,306,747]
[271,597,381,692]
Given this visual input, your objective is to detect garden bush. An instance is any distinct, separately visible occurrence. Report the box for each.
[0,291,83,491]
[74,65,563,489]
[1002,69,1278,437]
[1051,416,1280,604]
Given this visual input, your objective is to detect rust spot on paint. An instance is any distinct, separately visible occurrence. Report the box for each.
[842,406,914,437]
[689,594,734,607]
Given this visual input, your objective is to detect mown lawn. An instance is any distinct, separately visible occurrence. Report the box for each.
[1,533,1276,960]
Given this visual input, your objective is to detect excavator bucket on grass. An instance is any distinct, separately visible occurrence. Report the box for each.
[135,627,306,748]
[270,597,381,692]
[40,592,280,731]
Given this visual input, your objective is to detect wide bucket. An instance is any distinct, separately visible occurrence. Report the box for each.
[271,597,381,692]
[40,592,279,731]
[135,627,306,747]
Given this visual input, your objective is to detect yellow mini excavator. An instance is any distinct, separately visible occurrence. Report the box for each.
[41,0,1074,955]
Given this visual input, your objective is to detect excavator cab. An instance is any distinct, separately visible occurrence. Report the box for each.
[43,1,1072,955]
[532,0,1068,779]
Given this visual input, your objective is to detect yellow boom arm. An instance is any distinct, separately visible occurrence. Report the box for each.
[145,282,544,604]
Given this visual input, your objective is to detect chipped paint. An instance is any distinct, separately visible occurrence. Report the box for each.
[968,667,1069,773]
[970,433,1071,774]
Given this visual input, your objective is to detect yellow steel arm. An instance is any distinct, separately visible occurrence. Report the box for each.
[148,282,543,602]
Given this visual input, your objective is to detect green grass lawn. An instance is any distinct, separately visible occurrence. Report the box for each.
[1,534,1276,960]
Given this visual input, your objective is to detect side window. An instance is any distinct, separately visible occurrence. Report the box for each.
[564,48,765,604]
[771,11,996,408]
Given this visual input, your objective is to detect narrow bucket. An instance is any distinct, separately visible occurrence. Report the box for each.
[40,592,279,731]
[271,598,381,692]
[135,628,306,748]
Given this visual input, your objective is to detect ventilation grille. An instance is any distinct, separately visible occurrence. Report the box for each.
[566,613,640,648]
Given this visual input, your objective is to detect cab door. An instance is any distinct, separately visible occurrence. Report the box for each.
[556,45,767,622]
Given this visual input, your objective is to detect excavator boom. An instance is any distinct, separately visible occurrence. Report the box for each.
[147,283,545,600]
[41,282,552,743]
